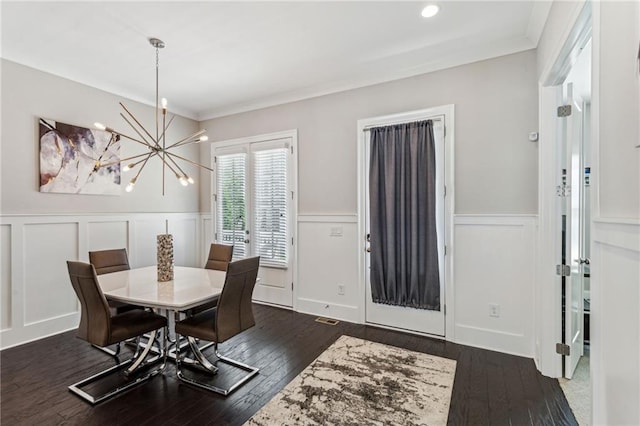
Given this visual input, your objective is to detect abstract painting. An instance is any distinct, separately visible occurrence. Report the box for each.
[39,118,121,194]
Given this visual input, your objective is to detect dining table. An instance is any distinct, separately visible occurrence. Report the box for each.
[97,265,228,362]
[98,265,227,311]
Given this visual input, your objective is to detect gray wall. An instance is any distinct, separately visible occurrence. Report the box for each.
[201,50,539,215]
[1,59,201,214]
[597,1,639,218]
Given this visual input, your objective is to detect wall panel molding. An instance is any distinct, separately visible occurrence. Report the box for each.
[452,214,537,357]
[591,218,640,425]
[296,216,360,322]
[0,212,207,350]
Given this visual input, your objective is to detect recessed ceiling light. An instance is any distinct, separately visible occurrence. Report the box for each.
[421,4,439,18]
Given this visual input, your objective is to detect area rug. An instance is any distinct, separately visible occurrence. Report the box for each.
[246,335,457,425]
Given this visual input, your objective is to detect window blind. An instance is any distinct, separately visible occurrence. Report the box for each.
[215,153,247,259]
[252,147,288,267]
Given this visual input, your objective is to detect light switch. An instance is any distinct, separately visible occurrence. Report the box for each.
[330,226,343,237]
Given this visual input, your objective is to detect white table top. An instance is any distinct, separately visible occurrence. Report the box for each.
[98,266,226,311]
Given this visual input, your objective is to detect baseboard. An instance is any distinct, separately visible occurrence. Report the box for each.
[296,297,360,323]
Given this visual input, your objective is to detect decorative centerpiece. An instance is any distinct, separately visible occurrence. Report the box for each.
[157,234,174,282]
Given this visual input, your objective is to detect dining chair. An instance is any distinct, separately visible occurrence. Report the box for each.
[89,248,141,357]
[204,243,234,271]
[188,243,234,316]
[66,261,168,404]
[175,256,260,395]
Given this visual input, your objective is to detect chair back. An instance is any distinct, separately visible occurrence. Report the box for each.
[89,248,130,275]
[67,261,112,346]
[215,256,260,342]
[204,244,234,271]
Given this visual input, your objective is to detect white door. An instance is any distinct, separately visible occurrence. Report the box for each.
[562,83,585,378]
[213,134,296,308]
[363,116,446,336]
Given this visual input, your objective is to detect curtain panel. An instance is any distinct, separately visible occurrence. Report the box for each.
[369,120,440,310]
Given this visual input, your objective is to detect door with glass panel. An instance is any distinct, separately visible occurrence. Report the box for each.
[213,136,295,307]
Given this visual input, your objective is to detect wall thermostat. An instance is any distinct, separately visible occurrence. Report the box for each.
[529,132,539,142]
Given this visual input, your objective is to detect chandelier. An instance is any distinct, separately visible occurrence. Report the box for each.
[94,37,211,195]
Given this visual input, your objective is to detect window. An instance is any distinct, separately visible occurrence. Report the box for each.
[214,139,292,268]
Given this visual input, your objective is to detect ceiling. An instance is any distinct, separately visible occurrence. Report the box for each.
[1,1,551,121]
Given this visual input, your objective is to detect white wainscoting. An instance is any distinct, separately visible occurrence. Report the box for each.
[296,215,360,323]
[591,219,640,426]
[452,215,537,357]
[0,213,207,350]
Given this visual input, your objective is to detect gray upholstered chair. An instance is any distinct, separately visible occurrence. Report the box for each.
[175,256,260,395]
[66,261,167,404]
[188,243,234,316]
[89,248,141,356]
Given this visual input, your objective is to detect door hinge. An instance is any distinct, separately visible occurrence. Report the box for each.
[291,237,294,245]
[557,105,572,117]
[291,282,294,290]
[214,156,217,163]
[291,191,294,200]
[213,194,217,201]
[214,232,218,240]
[556,184,570,197]
[556,264,570,276]
[443,125,446,137]
[443,185,446,197]
[444,304,446,315]
[290,145,294,154]
[556,343,571,356]
[444,245,447,256]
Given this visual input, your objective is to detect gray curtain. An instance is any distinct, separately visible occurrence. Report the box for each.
[369,120,440,310]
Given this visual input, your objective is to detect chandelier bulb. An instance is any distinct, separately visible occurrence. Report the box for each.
[123,163,134,172]
[199,135,209,142]
[94,122,106,131]
[187,176,195,184]
[161,98,168,109]
[179,175,189,186]
[125,177,137,192]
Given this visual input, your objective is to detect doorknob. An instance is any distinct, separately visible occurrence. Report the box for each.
[366,247,371,253]
[575,258,590,265]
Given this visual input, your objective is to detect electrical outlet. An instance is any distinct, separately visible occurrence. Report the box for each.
[489,303,500,318]
[338,283,345,295]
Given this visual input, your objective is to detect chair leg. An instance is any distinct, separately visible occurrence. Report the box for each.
[175,338,259,396]
[69,327,168,405]
[92,342,121,358]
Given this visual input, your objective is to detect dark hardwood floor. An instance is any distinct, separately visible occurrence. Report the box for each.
[1,304,576,425]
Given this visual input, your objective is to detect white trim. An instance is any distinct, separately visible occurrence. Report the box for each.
[356,104,455,338]
[296,297,360,324]
[0,212,211,350]
[297,215,358,223]
[536,0,593,379]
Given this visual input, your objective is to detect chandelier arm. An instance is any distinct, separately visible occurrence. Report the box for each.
[164,152,190,177]
[120,102,159,145]
[119,114,159,148]
[165,129,207,150]
[132,153,154,181]
[167,138,208,150]
[157,154,182,178]
[98,151,153,169]
[158,114,176,143]
[166,152,215,172]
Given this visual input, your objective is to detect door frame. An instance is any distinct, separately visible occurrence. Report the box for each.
[356,105,455,339]
[210,129,299,310]
[536,1,592,378]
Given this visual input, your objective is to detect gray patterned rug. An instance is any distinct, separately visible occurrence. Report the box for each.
[246,335,457,425]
